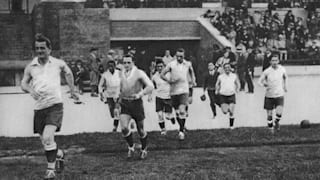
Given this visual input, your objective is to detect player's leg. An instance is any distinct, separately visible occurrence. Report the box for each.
[119,113,134,158]
[274,97,284,131]
[132,99,148,159]
[264,97,275,130]
[177,94,188,140]
[107,98,118,132]
[155,97,166,134]
[228,103,235,129]
[164,99,175,125]
[208,90,217,118]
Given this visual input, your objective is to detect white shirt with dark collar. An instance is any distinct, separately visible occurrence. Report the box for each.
[29,56,66,110]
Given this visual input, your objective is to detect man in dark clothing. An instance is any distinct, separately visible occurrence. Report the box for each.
[88,47,101,97]
[262,49,272,71]
[245,48,255,93]
[203,62,220,118]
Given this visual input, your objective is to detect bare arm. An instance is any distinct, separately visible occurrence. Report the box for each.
[98,74,106,94]
[188,62,197,86]
[235,75,240,93]
[258,71,267,87]
[61,62,78,99]
[283,70,288,92]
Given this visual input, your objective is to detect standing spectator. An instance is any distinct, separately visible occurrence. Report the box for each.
[203,62,220,119]
[236,47,248,91]
[88,47,101,97]
[75,60,86,95]
[245,48,255,93]
[262,49,272,71]
[162,50,174,65]
[284,10,295,28]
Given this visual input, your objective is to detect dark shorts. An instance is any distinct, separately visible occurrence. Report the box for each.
[264,96,284,110]
[120,99,145,121]
[155,97,173,113]
[34,103,63,135]
[171,93,189,110]
[107,98,120,118]
[189,88,193,97]
[219,94,236,104]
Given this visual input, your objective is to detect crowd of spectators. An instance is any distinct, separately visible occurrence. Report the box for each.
[204,7,320,61]
[86,0,202,8]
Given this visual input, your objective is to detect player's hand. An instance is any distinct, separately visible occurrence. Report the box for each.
[70,91,79,101]
[30,89,43,100]
[133,92,143,99]
[147,95,152,102]
[284,87,288,92]
[99,92,105,102]
[215,91,219,95]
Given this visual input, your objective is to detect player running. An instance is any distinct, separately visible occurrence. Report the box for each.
[148,59,175,135]
[203,62,220,119]
[21,34,78,180]
[160,48,196,140]
[119,55,154,159]
[258,54,288,132]
[215,63,240,129]
[99,60,121,132]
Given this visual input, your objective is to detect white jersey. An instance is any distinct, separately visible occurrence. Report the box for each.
[260,65,287,98]
[152,72,171,99]
[218,73,237,96]
[165,59,191,95]
[99,69,121,98]
[28,56,65,110]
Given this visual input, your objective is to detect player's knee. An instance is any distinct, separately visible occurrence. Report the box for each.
[121,128,130,137]
[41,134,53,145]
[137,129,146,138]
[178,111,186,119]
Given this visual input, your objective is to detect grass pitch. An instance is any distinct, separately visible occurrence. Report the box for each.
[1,125,320,180]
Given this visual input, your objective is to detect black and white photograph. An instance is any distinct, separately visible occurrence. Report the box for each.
[1,0,320,179]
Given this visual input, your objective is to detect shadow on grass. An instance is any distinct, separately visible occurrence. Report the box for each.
[1,124,320,156]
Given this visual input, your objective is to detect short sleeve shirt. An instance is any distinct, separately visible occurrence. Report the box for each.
[261,66,287,98]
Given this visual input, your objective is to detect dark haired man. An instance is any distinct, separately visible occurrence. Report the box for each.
[99,60,121,132]
[203,62,220,119]
[21,34,78,179]
[148,60,175,135]
[259,54,288,133]
[215,63,240,129]
[119,55,154,159]
[161,48,196,140]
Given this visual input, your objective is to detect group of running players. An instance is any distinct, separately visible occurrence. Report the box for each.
[21,34,287,179]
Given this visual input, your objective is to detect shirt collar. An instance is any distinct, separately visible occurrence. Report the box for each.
[30,56,53,66]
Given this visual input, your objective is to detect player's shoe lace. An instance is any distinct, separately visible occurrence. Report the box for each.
[44,169,56,180]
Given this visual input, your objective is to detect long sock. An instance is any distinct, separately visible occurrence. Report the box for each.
[267,116,273,128]
[159,122,165,129]
[113,119,119,127]
[177,118,186,132]
[124,133,134,147]
[45,149,57,169]
[229,117,235,127]
[140,134,148,150]
[275,114,282,122]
